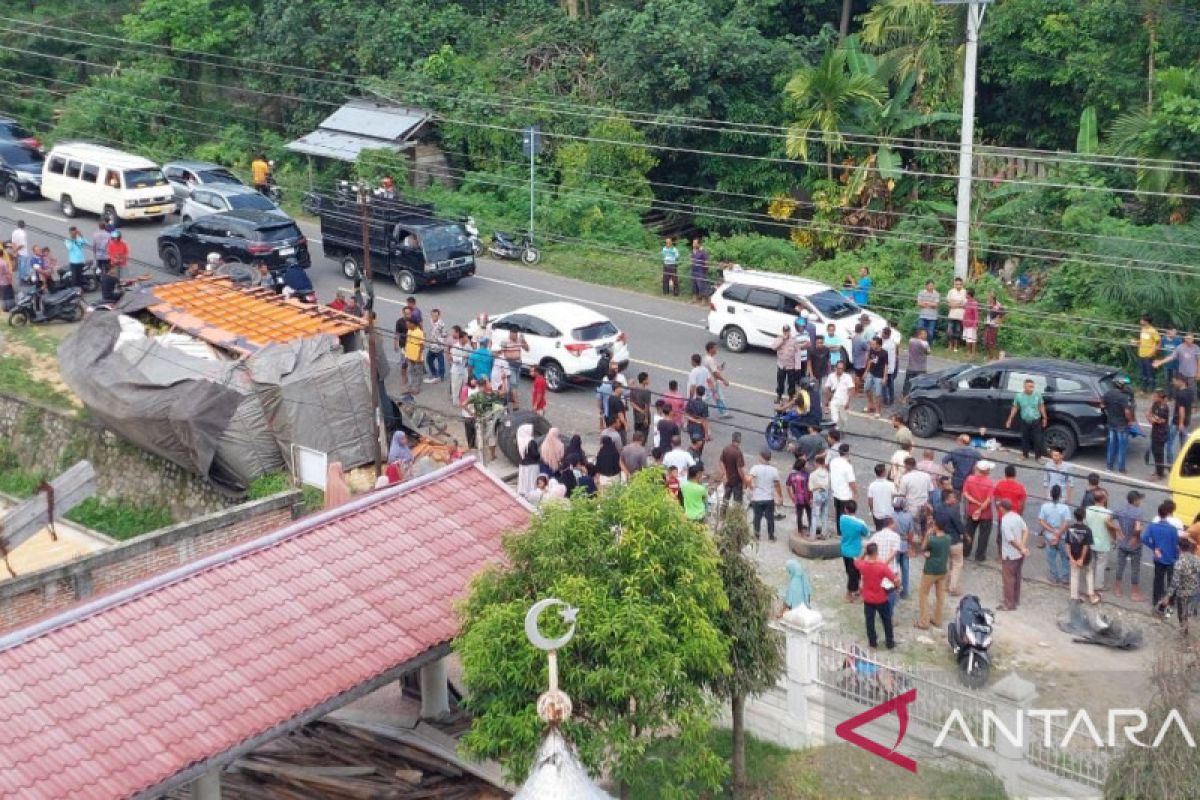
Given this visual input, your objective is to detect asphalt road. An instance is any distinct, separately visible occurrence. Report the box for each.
[0,196,1170,520]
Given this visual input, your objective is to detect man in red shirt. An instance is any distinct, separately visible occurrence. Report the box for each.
[855,541,898,649]
[663,379,686,424]
[963,461,997,563]
[531,366,548,415]
[993,464,1027,515]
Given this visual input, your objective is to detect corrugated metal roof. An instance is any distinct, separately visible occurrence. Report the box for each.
[320,99,429,141]
[0,460,530,800]
[285,129,409,162]
[144,276,368,354]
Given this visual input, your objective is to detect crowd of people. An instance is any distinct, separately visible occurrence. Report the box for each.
[2,219,133,311]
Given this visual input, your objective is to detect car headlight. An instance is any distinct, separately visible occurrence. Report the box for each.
[125,200,138,209]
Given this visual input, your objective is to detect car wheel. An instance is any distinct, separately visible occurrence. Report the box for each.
[907,403,941,438]
[1043,423,1078,460]
[8,308,30,327]
[542,360,567,392]
[60,195,76,218]
[496,410,553,464]
[722,325,747,353]
[103,205,119,226]
[341,256,360,280]
[160,244,182,273]
[4,181,19,203]
[394,270,417,294]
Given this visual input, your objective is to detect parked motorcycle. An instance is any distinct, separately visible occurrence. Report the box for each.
[764,381,827,451]
[947,594,994,689]
[488,230,541,265]
[464,216,484,257]
[8,286,84,326]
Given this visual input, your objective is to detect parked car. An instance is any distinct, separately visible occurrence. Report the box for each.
[467,302,630,392]
[0,117,40,150]
[163,160,246,208]
[42,142,174,223]
[0,142,45,202]
[180,183,287,222]
[1169,428,1200,525]
[901,358,1121,459]
[707,270,888,355]
[157,209,310,273]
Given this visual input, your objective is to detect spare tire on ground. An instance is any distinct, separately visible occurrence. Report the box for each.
[789,534,841,560]
[496,410,554,465]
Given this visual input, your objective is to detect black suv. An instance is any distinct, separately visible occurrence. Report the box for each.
[0,142,44,202]
[0,117,40,149]
[901,358,1123,459]
[157,210,310,273]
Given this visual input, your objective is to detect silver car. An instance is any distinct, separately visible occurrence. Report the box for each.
[180,183,288,222]
[163,159,245,207]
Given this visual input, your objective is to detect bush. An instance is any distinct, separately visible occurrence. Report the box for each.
[706,233,810,272]
[247,472,291,500]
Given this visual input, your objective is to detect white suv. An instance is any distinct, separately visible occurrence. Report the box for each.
[469,301,630,392]
[707,270,888,354]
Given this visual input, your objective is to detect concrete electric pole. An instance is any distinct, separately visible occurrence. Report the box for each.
[938,0,991,280]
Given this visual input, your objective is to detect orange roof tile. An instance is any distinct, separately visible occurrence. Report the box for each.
[145,276,368,354]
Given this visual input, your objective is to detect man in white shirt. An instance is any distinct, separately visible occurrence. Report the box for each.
[897,456,934,515]
[686,352,712,399]
[881,326,899,406]
[867,463,895,530]
[748,449,785,541]
[662,436,696,474]
[945,276,967,353]
[823,360,855,427]
[11,220,28,283]
[829,442,857,520]
[868,516,903,611]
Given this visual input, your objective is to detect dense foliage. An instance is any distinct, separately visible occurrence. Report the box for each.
[6,0,1200,364]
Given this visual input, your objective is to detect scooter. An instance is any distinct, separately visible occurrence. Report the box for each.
[764,380,829,451]
[464,216,484,257]
[947,594,994,689]
[8,285,84,326]
[488,230,541,265]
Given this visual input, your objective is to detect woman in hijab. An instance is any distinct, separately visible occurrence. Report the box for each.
[594,435,622,490]
[779,558,813,615]
[516,423,541,496]
[563,434,586,468]
[388,431,414,469]
[539,427,565,475]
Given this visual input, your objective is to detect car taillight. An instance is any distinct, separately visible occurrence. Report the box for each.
[564,343,592,356]
[247,243,273,255]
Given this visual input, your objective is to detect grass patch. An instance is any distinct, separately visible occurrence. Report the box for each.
[0,350,71,405]
[530,245,664,296]
[247,471,324,513]
[632,731,1007,800]
[65,497,174,541]
[6,326,64,357]
[0,466,46,497]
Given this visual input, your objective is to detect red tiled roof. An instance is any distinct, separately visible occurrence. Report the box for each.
[0,460,529,800]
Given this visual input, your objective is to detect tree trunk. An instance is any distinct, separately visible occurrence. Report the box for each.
[1147,19,1156,111]
[839,0,853,39]
[564,0,578,19]
[731,694,747,795]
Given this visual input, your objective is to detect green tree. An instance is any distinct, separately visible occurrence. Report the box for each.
[555,116,658,201]
[859,0,958,111]
[455,470,731,799]
[784,45,885,178]
[710,509,784,795]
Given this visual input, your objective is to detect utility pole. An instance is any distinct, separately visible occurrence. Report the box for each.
[522,126,542,238]
[358,180,383,477]
[939,0,992,280]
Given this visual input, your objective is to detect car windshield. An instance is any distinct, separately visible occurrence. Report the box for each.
[254,223,302,242]
[0,145,42,168]
[420,224,469,253]
[227,193,277,211]
[198,168,242,185]
[807,289,861,319]
[123,168,167,188]
[572,320,619,342]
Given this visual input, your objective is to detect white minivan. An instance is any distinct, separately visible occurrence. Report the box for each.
[706,270,888,354]
[41,142,176,224]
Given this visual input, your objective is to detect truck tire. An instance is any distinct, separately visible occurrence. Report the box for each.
[496,410,553,465]
[394,270,417,294]
[341,255,360,280]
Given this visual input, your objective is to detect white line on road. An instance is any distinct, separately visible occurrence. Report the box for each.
[472,274,706,330]
[15,208,67,224]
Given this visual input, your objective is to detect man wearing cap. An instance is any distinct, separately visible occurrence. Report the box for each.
[791,320,811,382]
[748,449,784,541]
[962,461,996,562]
[829,442,858,521]
[1102,376,1135,473]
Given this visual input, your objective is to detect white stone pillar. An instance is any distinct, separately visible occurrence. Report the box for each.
[193,768,221,800]
[778,605,825,747]
[419,657,451,720]
[988,672,1038,798]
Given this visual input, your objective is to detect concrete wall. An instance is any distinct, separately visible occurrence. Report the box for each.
[0,490,301,633]
[0,393,234,519]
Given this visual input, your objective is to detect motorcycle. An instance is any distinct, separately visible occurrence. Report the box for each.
[488,230,541,265]
[464,216,484,257]
[265,161,282,204]
[947,594,994,689]
[764,380,827,451]
[8,285,84,326]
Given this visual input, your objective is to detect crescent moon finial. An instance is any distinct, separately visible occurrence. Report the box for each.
[525,598,578,652]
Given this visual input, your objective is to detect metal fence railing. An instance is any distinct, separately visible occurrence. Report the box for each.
[1025,719,1112,788]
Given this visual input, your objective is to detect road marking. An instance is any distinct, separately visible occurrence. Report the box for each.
[472,274,706,330]
[17,208,67,224]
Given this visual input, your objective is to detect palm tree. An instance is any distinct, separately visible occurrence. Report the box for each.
[1106,68,1200,195]
[785,46,884,179]
[859,0,957,111]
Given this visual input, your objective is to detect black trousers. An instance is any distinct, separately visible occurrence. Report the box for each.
[1152,435,1168,477]
[965,517,993,562]
[864,601,895,648]
[843,556,861,593]
[751,500,776,539]
[1153,563,1175,608]
[723,482,744,505]
[1019,419,1044,459]
[662,265,678,295]
[833,497,850,524]
[464,418,477,450]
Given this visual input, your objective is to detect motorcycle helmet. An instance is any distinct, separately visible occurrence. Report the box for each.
[206,252,222,269]
[111,230,122,240]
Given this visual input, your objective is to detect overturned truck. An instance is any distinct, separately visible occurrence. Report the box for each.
[59,277,381,492]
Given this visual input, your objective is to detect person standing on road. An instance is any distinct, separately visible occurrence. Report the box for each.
[1148,389,1170,479]
[772,326,798,402]
[445,328,470,405]
[1133,314,1161,392]
[620,431,649,478]
[680,465,708,523]
[868,464,895,531]
[839,499,868,602]
[690,237,709,302]
[91,221,111,277]
[851,322,869,398]
[1042,447,1074,505]
[786,456,812,536]
[404,318,426,393]
[867,513,902,611]
[663,379,686,425]
[946,277,967,353]
[499,327,529,406]
[11,220,29,284]
[468,335,494,383]
[1112,490,1146,601]
[1038,485,1072,585]
[855,266,872,306]
[916,280,940,344]
[824,322,843,371]
[983,291,1004,361]
[998,499,1030,611]
[424,308,447,384]
[915,515,950,629]
[1160,539,1200,634]
[530,366,548,415]
[1142,506,1180,611]
[251,153,271,196]
[606,381,629,445]
[1103,376,1135,474]
[881,327,899,407]
[823,361,855,429]
[962,288,980,359]
[1169,373,1194,464]
[684,385,711,454]
[943,434,981,497]
[864,336,888,416]
[661,236,679,296]
[901,329,930,401]
[829,442,857,521]
[1154,331,1199,393]
[64,225,87,288]
[717,431,747,507]
[962,460,996,562]
[1085,489,1119,593]
[687,352,712,399]
[1066,507,1099,604]
[628,372,651,439]
[107,229,129,280]
[810,454,831,538]
[749,449,784,541]
[703,342,732,418]
[1005,378,1047,460]
[855,542,898,650]
[934,489,966,595]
